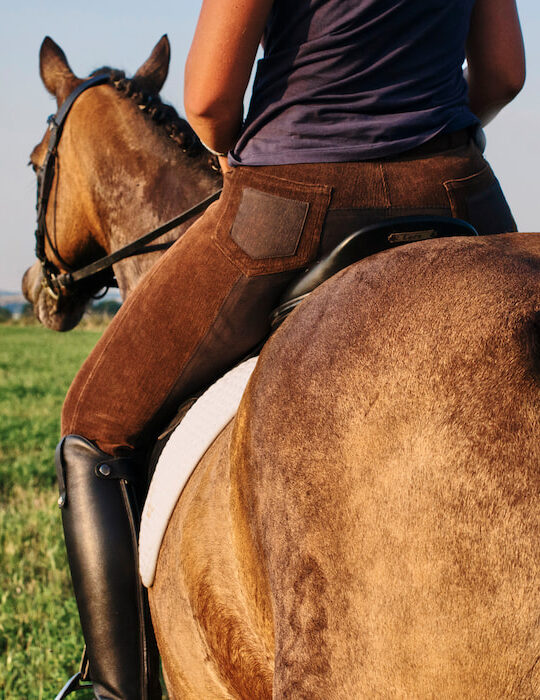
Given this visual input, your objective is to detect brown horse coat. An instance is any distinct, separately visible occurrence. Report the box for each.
[151,233,540,699]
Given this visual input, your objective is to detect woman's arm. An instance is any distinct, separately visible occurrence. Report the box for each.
[185,0,274,168]
[466,0,525,125]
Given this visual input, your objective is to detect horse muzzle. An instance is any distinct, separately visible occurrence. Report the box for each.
[22,261,87,332]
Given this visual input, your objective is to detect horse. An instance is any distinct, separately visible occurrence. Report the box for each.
[149,231,540,699]
[24,39,540,699]
[22,35,221,331]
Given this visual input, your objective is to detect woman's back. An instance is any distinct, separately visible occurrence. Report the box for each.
[232,0,478,165]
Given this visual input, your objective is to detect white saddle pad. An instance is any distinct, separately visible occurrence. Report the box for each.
[139,356,258,587]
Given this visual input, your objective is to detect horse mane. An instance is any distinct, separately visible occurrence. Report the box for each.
[91,67,219,172]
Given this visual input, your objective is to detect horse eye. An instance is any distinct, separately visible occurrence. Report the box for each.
[28,160,38,173]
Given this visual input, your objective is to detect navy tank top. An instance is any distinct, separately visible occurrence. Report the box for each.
[230,0,478,166]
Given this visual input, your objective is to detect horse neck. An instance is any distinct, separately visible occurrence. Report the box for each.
[71,88,221,298]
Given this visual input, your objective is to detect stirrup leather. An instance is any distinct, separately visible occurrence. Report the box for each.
[54,648,92,699]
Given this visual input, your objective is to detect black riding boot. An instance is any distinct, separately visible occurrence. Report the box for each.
[55,435,161,700]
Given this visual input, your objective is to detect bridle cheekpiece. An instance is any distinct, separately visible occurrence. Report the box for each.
[35,73,111,299]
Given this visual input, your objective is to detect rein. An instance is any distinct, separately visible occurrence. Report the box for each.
[34,73,221,299]
[52,190,222,294]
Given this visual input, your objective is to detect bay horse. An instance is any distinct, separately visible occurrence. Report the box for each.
[24,38,540,699]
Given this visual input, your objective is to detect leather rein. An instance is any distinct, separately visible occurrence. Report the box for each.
[34,73,221,300]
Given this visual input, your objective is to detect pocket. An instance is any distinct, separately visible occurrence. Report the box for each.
[444,165,517,235]
[213,168,332,276]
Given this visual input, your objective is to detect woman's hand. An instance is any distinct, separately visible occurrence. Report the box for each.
[185,0,274,156]
[466,0,525,125]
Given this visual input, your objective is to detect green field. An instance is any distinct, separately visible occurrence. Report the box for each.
[0,325,102,699]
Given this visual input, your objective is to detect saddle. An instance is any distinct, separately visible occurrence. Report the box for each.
[270,215,478,328]
[140,215,478,585]
[151,214,478,460]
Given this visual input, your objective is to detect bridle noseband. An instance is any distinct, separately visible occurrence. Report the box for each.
[34,74,221,300]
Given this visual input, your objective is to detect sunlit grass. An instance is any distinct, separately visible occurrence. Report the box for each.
[0,326,101,698]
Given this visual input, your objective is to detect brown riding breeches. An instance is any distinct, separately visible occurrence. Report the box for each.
[62,142,516,455]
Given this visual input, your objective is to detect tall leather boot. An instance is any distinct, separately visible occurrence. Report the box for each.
[55,434,161,700]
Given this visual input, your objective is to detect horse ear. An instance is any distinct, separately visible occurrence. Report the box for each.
[39,37,79,102]
[134,35,170,94]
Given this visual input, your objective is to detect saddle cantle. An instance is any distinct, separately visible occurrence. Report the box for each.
[270,215,478,328]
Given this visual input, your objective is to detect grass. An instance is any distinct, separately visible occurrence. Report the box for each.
[0,325,102,699]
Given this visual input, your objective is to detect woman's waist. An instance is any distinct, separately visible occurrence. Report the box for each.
[233,138,488,210]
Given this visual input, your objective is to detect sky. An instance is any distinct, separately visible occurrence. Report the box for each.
[0,0,539,293]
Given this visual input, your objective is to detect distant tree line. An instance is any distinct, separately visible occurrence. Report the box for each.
[0,300,122,323]
[90,300,122,316]
[0,304,34,322]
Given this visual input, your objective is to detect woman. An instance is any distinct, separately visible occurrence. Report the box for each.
[56,0,525,697]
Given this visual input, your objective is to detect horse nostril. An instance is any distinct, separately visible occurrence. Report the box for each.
[21,269,31,300]
[21,264,41,302]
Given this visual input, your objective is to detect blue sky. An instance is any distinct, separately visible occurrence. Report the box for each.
[1,0,538,292]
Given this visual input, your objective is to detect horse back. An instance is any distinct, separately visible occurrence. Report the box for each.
[232,233,540,698]
[151,234,540,698]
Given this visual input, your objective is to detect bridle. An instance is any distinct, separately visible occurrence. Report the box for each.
[34,74,221,300]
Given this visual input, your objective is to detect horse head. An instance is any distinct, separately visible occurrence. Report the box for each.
[23,36,220,331]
